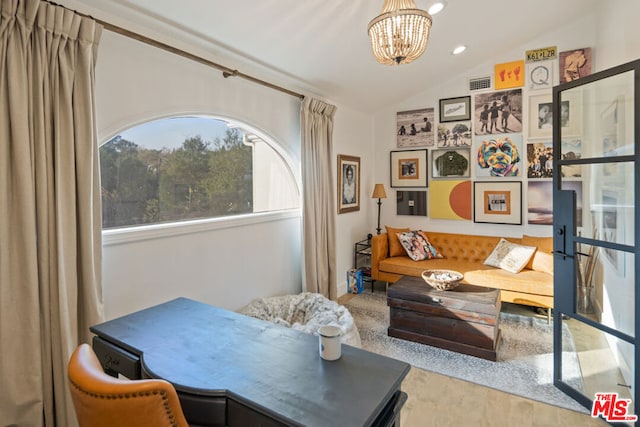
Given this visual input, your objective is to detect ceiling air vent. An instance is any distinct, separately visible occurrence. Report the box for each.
[468,76,492,92]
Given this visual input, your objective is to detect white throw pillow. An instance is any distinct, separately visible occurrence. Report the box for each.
[484,238,536,274]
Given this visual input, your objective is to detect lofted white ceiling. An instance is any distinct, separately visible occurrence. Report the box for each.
[60,0,599,113]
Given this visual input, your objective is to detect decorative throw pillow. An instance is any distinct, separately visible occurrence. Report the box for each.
[483,238,536,274]
[521,235,554,274]
[386,226,410,257]
[397,230,444,261]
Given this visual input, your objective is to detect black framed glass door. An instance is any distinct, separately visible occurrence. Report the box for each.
[553,60,638,424]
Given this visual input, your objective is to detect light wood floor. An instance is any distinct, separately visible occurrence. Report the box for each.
[400,367,605,426]
[338,292,607,426]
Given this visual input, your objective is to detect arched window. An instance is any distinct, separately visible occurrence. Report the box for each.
[99,116,299,229]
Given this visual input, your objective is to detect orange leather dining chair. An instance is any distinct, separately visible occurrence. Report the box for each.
[67,343,189,427]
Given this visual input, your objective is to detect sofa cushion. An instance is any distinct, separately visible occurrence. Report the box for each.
[386,226,410,257]
[521,235,554,274]
[483,238,536,273]
[464,268,553,296]
[397,231,443,261]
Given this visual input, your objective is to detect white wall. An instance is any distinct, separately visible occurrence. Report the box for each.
[333,106,376,295]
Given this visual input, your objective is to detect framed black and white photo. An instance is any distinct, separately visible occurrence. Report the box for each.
[439,96,471,122]
[390,149,428,188]
[337,154,360,214]
[396,108,435,148]
[528,94,553,139]
[474,181,522,225]
[432,148,471,178]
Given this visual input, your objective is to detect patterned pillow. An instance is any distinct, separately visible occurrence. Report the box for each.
[397,231,444,261]
[483,238,536,274]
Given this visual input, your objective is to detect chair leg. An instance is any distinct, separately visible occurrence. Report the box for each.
[547,308,551,325]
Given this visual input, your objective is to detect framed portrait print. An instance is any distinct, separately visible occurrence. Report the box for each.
[439,96,471,123]
[473,181,522,225]
[528,94,553,139]
[337,154,360,214]
[390,149,427,187]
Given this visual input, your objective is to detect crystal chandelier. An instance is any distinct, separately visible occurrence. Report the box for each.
[368,0,432,65]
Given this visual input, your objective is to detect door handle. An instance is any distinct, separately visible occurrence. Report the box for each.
[552,250,574,259]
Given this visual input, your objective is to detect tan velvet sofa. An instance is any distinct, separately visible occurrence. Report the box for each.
[371,231,554,310]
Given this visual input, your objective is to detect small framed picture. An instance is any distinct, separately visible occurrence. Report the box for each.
[473,181,522,225]
[528,94,553,139]
[436,121,472,147]
[439,96,471,122]
[390,149,428,188]
[337,154,360,214]
[432,148,471,178]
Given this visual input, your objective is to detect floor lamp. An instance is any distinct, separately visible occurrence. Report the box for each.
[371,184,387,234]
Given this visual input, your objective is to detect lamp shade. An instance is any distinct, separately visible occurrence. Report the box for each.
[372,184,387,199]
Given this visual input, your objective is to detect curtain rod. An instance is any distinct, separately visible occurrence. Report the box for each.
[48,1,305,100]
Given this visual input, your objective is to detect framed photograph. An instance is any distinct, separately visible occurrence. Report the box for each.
[390,149,428,188]
[559,48,592,83]
[559,90,582,137]
[337,154,360,214]
[436,121,472,147]
[439,96,471,122]
[527,181,553,225]
[474,181,522,225]
[432,148,471,178]
[474,89,522,135]
[526,142,553,178]
[528,94,553,139]
[396,191,427,216]
[396,108,435,148]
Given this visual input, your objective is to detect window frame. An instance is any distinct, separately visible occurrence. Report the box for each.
[98,114,301,242]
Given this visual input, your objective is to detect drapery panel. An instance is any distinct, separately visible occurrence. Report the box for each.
[301,98,337,299]
[0,0,103,425]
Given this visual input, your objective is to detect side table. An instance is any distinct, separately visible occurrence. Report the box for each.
[354,238,375,292]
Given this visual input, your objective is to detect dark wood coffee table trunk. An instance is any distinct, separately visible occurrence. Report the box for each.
[387,275,501,361]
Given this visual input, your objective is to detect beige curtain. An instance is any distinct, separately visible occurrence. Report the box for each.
[301,98,337,299]
[0,1,103,425]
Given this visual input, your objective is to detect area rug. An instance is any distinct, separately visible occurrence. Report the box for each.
[344,291,587,413]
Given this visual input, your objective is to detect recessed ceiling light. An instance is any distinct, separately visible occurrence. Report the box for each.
[452,45,467,55]
[428,2,446,15]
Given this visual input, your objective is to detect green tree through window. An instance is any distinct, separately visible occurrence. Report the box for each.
[100,118,253,229]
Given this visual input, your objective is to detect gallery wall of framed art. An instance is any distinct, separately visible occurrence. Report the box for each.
[380,43,599,229]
